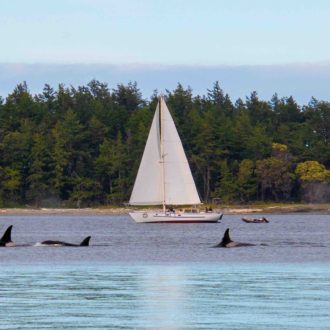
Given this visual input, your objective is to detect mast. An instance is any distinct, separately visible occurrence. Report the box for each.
[160,95,166,212]
[129,95,201,207]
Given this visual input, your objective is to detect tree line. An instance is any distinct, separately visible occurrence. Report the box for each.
[0,80,329,207]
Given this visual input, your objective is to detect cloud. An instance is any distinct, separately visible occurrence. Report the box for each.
[1,62,330,104]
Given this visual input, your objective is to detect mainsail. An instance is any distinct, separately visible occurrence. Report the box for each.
[129,96,201,206]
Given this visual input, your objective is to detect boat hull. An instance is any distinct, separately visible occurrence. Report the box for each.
[129,212,222,223]
[242,217,269,223]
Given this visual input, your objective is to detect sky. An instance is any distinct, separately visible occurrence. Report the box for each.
[1,0,330,103]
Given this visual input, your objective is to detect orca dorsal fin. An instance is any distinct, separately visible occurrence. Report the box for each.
[221,228,232,246]
[1,225,13,244]
[80,236,91,246]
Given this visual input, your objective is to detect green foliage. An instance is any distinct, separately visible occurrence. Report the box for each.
[52,109,86,199]
[295,161,330,183]
[0,166,21,205]
[95,133,128,203]
[237,159,257,202]
[272,143,288,153]
[256,157,294,201]
[295,161,330,202]
[27,133,53,206]
[213,160,238,203]
[69,177,102,207]
[0,80,329,206]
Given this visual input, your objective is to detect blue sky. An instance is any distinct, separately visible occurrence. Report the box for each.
[1,0,330,102]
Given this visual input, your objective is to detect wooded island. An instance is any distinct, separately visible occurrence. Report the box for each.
[0,80,329,207]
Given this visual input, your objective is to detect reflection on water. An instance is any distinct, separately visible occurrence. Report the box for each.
[140,266,188,328]
[1,264,330,329]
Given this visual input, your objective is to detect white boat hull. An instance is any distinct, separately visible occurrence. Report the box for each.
[129,212,222,223]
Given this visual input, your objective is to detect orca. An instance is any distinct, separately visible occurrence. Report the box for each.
[214,228,255,248]
[0,225,15,247]
[38,236,91,247]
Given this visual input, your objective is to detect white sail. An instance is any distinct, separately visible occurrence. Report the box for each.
[130,96,201,206]
[129,103,163,205]
[161,99,201,205]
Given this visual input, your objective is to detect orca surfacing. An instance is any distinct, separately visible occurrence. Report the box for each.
[0,225,14,247]
[39,236,91,247]
[214,228,255,248]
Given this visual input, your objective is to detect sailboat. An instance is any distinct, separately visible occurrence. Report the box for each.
[129,96,222,223]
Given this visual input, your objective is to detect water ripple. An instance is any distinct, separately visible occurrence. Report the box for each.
[1,265,330,329]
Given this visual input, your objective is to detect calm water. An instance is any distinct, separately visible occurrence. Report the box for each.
[0,214,329,329]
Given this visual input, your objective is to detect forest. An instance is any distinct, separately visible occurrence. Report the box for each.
[0,80,329,207]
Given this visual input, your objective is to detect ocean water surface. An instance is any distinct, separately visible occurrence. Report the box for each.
[0,214,329,329]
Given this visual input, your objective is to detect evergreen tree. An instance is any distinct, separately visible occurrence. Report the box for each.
[0,79,329,206]
[237,159,257,202]
[95,133,127,203]
[52,109,86,199]
[27,133,53,206]
[0,167,21,206]
[213,160,238,203]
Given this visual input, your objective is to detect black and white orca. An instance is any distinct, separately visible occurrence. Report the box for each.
[38,236,91,247]
[214,228,255,248]
[0,225,15,247]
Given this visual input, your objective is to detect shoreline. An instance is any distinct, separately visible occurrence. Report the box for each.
[0,204,329,216]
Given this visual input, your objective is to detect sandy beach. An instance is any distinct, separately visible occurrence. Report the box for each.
[0,204,329,216]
